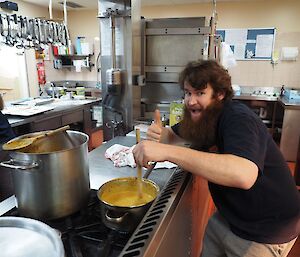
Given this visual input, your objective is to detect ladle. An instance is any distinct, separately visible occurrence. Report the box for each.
[2,125,70,151]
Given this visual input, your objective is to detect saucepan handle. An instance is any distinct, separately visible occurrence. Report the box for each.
[144,161,156,179]
[0,159,39,170]
[105,210,128,223]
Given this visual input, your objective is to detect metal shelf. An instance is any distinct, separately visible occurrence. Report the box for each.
[53,54,94,71]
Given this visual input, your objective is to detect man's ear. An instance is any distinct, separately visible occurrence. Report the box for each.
[217,92,225,101]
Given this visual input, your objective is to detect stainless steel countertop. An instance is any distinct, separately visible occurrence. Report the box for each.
[278,97,300,110]
[233,94,278,101]
[88,136,175,191]
[6,98,101,127]
[233,94,300,110]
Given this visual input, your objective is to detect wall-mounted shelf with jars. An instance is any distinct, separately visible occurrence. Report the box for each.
[53,54,94,71]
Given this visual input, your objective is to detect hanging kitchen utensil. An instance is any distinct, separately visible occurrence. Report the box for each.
[0,14,4,36]
[52,22,59,43]
[15,15,25,49]
[33,18,40,47]
[39,19,46,44]
[57,23,63,44]
[61,24,68,46]
[2,125,70,151]
[16,15,22,38]
[9,14,18,44]
[20,16,27,38]
[5,15,14,46]
[20,16,31,49]
[47,21,54,43]
[27,18,34,41]
[1,14,8,37]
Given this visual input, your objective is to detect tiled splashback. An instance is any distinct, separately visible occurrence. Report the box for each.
[228,32,300,91]
[229,61,297,91]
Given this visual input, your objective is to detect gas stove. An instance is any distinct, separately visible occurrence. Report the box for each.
[1,168,191,257]
[3,190,131,257]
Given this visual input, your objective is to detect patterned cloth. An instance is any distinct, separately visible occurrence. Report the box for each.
[105,144,177,169]
[105,144,136,168]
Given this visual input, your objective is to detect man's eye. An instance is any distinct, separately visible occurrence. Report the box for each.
[197,92,205,96]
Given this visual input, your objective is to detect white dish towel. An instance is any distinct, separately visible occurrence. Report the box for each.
[105,144,177,169]
[105,144,136,168]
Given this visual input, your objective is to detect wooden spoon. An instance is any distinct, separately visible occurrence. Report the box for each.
[135,128,143,198]
[2,125,70,151]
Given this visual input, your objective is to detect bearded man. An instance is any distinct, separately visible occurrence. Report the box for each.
[133,60,300,257]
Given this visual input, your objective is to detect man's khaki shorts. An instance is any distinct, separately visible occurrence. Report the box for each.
[201,212,297,257]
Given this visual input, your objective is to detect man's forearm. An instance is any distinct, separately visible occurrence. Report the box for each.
[165,145,258,189]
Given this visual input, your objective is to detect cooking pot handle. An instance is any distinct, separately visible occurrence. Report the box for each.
[0,159,39,170]
[105,210,128,223]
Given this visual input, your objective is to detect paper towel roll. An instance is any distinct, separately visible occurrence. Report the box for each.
[81,43,90,55]
[73,60,82,72]
[281,47,298,61]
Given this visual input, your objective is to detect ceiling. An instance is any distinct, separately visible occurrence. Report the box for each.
[20,0,256,11]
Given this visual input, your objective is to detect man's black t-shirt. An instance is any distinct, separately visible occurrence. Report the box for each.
[172,100,300,244]
[0,111,15,145]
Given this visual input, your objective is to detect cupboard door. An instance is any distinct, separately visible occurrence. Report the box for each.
[62,110,83,125]
[192,175,215,257]
[32,115,62,132]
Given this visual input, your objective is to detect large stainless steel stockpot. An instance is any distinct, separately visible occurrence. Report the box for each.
[0,216,65,257]
[0,130,90,220]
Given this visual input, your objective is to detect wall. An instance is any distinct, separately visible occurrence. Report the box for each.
[141,0,300,89]
[63,10,100,82]
[40,9,100,83]
[0,0,64,100]
[62,0,300,89]
[2,0,299,98]
[0,2,100,100]
[0,46,24,100]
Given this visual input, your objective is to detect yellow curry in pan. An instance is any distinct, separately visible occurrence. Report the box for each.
[99,177,159,207]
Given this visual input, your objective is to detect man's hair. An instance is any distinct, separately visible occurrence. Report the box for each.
[179,60,233,101]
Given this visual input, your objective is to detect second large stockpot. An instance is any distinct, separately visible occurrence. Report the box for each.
[0,130,90,220]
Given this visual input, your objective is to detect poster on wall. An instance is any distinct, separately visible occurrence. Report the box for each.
[217,28,276,60]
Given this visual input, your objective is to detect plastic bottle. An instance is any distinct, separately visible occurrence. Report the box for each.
[280,85,285,97]
[161,114,167,127]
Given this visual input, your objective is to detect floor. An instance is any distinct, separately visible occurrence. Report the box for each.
[287,162,300,257]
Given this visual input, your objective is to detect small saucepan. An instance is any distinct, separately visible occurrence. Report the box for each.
[97,172,159,233]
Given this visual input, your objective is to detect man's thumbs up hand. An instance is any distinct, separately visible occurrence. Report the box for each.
[154,109,162,127]
[147,109,163,142]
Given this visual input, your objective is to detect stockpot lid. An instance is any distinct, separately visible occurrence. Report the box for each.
[0,216,64,257]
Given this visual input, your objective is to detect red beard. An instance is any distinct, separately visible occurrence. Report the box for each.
[179,100,224,151]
